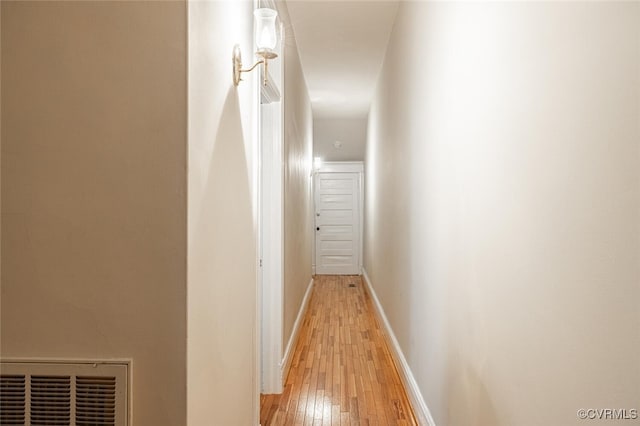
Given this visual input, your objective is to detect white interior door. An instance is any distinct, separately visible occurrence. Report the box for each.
[314,171,361,275]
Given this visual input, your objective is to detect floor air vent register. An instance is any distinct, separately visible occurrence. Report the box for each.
[0,361,128,426]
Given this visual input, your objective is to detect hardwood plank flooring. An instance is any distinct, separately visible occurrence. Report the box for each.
[261,275,417,426]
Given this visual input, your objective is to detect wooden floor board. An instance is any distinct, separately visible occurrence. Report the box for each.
[261,275,417,426]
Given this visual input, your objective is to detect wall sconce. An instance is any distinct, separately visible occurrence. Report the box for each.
[233,8,278,87]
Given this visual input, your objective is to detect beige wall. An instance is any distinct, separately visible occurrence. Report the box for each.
[187,0,258,424]
[280,2,314,350]
[314,117,367,162]
[365,2,640,425]
[1,2,187,425]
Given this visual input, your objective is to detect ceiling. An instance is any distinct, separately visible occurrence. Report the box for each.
[286,0,399,119]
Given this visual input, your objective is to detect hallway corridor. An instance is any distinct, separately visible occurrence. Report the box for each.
[260,275,416,425]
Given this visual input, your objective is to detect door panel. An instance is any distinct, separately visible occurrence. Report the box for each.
[322,255,354,265]
[315,171,361,275]
[319,240,352,250]
[319,195,353,209]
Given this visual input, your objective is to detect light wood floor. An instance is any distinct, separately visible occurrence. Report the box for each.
[260,275,417,425]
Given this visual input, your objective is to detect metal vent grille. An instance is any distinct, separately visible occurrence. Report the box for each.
[0,361,127,426]
[76,377,116,426]
[30,376,71,425]
[0,375,26,425]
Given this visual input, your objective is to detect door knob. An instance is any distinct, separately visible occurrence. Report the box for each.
[316,227,320,231]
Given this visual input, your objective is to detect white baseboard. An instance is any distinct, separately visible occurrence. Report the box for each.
[280,277,314,383]
[361,269,437,426]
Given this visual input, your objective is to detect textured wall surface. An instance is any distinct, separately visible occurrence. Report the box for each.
[365,2,640,425]
[188,0,258,424]
[314,117,367,162]
[1,2,187,424]
[280,1,314,352]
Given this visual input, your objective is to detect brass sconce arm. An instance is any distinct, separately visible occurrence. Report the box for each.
[233,45,277,87]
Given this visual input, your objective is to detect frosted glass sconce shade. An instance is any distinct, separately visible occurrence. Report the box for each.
[254,8,278,52]
[233,7,279,86]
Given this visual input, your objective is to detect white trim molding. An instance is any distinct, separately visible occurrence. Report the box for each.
[316,161,363,174]
[361,270,437,426]
[280,278,314,383]
[258,13,285,394]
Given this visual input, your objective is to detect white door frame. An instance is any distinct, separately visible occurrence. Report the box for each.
[259,101,283,394]
[257,0,285,398]
[312,161,364,275]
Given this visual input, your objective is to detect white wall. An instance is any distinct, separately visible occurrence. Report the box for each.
[365,2,640,425]
[279,1,314,352]
[2,2,306,424]
[314,117,367,161]
[1,2,187,424]
[188,1,258,424]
